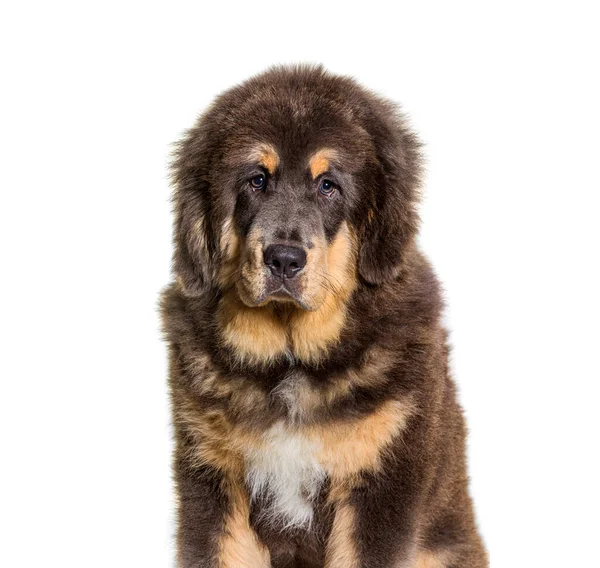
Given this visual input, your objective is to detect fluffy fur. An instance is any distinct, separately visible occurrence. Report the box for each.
[161,64,487,567]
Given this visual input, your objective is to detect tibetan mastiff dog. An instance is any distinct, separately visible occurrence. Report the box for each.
[161,65,487,567]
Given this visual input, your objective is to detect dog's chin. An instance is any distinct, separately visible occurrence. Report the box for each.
[235,278,319,312]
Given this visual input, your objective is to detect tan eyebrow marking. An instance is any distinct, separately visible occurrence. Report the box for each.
[309,148,337,179]
[248,143,279,175]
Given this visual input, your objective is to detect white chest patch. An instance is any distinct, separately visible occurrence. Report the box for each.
[244,421,325,530]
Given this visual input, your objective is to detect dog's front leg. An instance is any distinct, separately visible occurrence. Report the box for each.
[325,465,422,568]
[175,462,270,568]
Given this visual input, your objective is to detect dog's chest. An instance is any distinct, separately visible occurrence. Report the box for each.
[243,422,325,529]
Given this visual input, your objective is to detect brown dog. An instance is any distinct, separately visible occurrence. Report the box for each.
[161,65,487,567]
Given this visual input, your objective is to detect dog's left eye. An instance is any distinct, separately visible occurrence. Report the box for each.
[249,174,266,191]
[319,179,336,197]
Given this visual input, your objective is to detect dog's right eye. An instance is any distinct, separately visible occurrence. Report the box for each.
[249,174,266,191]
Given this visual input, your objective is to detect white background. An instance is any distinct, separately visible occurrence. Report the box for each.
[1,2,599,567]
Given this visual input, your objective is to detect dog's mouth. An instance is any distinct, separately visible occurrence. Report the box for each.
[236,267,315,311]
[270,286,295,300]
[262,278,311,310]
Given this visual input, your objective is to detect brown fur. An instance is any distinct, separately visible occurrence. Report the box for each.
[162,64,487,567]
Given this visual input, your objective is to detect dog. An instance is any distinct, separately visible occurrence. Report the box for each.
[161,65,487,567]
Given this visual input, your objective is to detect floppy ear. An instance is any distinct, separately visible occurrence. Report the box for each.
[170,123,218,296]
[357,112,422,285]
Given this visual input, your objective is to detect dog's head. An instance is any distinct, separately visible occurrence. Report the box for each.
[171,65,421,315]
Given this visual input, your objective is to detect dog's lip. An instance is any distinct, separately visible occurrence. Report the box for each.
[269,285,296,300]
[266,285,311,310]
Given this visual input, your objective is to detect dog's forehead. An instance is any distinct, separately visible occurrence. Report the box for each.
[240,143,342,176]
[223,131,369,178]
[217,89,373,175]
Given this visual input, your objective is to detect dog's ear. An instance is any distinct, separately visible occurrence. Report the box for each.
[357,107,422,285]
[170,122,218,296]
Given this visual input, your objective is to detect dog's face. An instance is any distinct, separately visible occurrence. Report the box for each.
[172,66,421,315]
[223,141,363,311]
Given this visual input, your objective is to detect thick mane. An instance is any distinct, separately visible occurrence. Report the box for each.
[162,65,487,568]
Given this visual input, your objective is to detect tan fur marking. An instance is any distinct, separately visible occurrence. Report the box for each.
[218,292,288,365]
[248,143,279,174]
[192,217,207,253]
[289,222,357,362]
[309,148,337,179]
[342,346,396,389]
[219,480,270,568]
[413,549,454,568]
[187,354,231,397]
[176,390,268,475]
[297,236,328,309]
[177,393,241,474]
[325,498,359,568]
[311,398,415,480]
[224,142,279,174]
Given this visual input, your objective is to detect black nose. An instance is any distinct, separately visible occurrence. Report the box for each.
[264,245,307,279]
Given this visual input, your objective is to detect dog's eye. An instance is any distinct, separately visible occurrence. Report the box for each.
[319,179,336,197]
[249,174,266,191]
